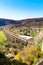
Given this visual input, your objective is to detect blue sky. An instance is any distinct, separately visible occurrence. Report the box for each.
[0,0,43,20]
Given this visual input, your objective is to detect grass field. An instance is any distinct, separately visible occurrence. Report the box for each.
[0,31,7,42]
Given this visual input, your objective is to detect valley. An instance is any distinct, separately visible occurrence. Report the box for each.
[0,18,43,65]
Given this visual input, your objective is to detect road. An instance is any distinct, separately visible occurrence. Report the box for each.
[3,27,28,42]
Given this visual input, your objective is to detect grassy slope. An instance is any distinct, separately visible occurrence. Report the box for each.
[0,31,7,42]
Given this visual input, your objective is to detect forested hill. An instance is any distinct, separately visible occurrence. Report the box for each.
[0,18,21,26]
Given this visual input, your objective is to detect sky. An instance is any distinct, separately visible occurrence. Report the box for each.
[0,0,43,20]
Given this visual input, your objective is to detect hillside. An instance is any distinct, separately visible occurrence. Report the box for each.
[0,18,21,26]
[19,18,43,28]
[0,18,43,28]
